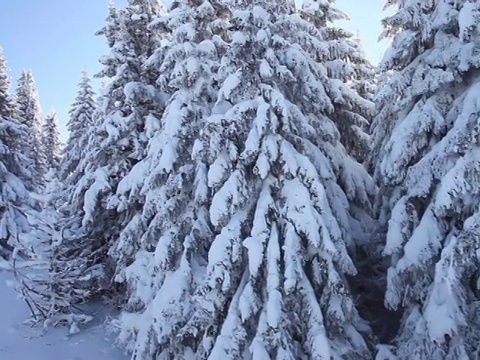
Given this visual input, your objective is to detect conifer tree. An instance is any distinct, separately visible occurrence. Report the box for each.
[15,69,46,187]
[350,29,376,103]
[48,0,166,310]
[299,0,374,164]
[371,1,480,358]
[0,48,33,184]
[60,71,96,181]
[0,118,37,260]
[114,0,375,358]
[0,48,37,259]
[0,47,18,120]
[42,109,62,171]
[110,0,231,357]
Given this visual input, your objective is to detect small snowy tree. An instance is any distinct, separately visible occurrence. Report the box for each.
[42,109,62,171]
[0,49,37,260]
[0,47,18,120]
[0,118,38,260]
[349,29,376,103]
[299,0,374,164]
[371,1,480,358]
[60,71,96,181]
[0,48,34,187]
[47,0,166,314]
[16,69,46,187]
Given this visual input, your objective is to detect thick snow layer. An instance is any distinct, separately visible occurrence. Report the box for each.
[0,270,127,360]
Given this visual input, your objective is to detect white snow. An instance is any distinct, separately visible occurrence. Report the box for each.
[459,1,480,42]
[218,71,242,101]
[82,168,111,227]
[0,269,127,360]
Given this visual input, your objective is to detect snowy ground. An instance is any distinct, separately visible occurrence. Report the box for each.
[0,270,127,360]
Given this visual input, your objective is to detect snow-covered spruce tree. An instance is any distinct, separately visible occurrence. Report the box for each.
[109,0,231,357]
[112,0,375,358]
[15,69,46,187]
[0,49,35,188]
[42,109,62,171]
[60,75,107,195]
[0,47,18,120]
[47,0,165,313]
[60,71,96,181]
[0,48,37,260]
[350,29,376,104]
[372,1,480,358]
[298,0,383,339]
[299,0,374,164]
[0,118,38,260]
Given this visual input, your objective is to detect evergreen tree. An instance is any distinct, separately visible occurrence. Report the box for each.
[0,47,33,186]
[15,69,46,187]
[0,47,18,120]
[42,109,62,171]
[60,71,96,181]
[47,0,166,312]
[299,1,381,339]
[350,29,376,103]
[0,118,37,260]
[115,0,375,358]
[0,48,37,259]
[371,1,480,358]
[299,0,374,164]
[110,0,231,357]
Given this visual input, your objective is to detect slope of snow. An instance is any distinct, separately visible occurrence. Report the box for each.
[0,269,127,360]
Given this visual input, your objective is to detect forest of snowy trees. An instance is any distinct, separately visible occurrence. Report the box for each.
[1,0,480,359]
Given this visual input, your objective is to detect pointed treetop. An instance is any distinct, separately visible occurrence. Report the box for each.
[79,69,93,90]
[47,107,58,117]
[16,68,44,125]
[355,27,361,42]
[0,47,18,119]
[60,70,97,181]
[42,108,62,170]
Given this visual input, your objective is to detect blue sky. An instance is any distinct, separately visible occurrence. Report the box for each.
[0,0,126,138]
[336,0,390,64]
[0,0,388,139]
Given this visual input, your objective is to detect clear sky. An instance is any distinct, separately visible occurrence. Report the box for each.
[0,0,389,139]
[0,0,127,138]
[336,0,390,64]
